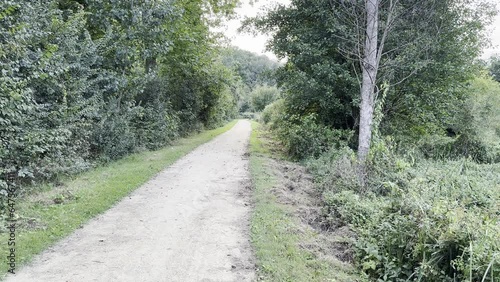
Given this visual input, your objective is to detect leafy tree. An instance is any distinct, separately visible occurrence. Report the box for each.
[248,0,495,173]
[490,54,500,83]
[220,47,280,113]
[221,47,279,89]
[251,85,279,112]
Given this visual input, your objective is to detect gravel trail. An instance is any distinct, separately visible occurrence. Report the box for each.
[7,120,254,282]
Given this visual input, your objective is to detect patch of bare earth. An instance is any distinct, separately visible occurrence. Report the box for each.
[265,157,356,266]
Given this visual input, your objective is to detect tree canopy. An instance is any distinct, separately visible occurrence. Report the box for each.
[0,0,239,192]
[247,0,495,142]
[220,47,280,112]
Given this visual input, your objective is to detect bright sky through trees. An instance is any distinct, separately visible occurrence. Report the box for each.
[222,0,290,60]
[484,13,500,58]
[224,0,500,60]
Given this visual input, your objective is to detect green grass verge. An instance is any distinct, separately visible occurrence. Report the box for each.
[0,120,238,277]
[249,121,363,282]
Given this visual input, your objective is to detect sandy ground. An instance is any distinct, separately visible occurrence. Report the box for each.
[6,120,255,282]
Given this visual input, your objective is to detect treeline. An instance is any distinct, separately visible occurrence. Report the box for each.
[221,47,281,113]
[0,0,241,193]
[250,0,500,281]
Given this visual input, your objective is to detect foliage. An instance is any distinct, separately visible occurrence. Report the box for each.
[275,114,353,160]
[306,147,361,195]
[307,144,500,282]
[220,47,280,113]
[260,98,285,125]
[247,0,495,149]
[490,54,500,83]
[0,0,239,204]
[247,0,499,280]
[220,47,279,90]
[250,85,279,112]
[247,0,360,129]
[414,75,500,163]
[461,76,500,162]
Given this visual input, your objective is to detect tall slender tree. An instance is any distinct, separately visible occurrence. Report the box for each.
[357,0,380,180]
[248,0,495,183]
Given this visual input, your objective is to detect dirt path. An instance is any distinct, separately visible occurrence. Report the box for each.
[7,120,254,282]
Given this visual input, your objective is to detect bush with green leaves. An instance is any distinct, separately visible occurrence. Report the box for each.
[260,98,285,125]
[461,76,500,162]
[414,76,500,164]
[276,114,353,160]
[0,0,239,204]
[132,103,180,150]
[307,145,500,282]
[250,85,280,112]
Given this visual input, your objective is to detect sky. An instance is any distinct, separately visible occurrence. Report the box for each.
[222,0,500,61]
[484,13,500,59]
[221,0,290,60]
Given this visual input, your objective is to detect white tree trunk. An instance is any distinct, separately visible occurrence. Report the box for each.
[357,0,380,183]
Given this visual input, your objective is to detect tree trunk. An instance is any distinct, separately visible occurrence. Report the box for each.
[357,0,380,185]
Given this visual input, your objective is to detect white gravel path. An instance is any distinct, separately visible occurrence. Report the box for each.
[6,120,254,282]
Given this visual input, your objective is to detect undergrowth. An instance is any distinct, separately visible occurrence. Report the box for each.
[306,140,500,282]
[261,92,499,281]
[249,121,365,281]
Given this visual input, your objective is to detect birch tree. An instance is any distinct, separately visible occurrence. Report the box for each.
[336,0,493,183]
[248,0,495,179]
[357,0,381,180]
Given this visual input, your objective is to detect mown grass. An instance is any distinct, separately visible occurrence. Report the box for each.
[0,120,237,277]
[249,121,363,282]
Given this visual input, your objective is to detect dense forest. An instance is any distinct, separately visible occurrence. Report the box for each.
[249,0,500,281]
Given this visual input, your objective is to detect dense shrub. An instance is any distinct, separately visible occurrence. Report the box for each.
[415,133,500,165]
[461,76,500,162]
[0,1,238,201]
[132,103,180,150]
[276,114,353,160]
[91,102,136,161]
[250,85,280,112]
[307,145,500,282]
[260,98,285,125]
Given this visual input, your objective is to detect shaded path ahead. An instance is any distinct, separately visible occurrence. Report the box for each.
[8,120,254,282]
